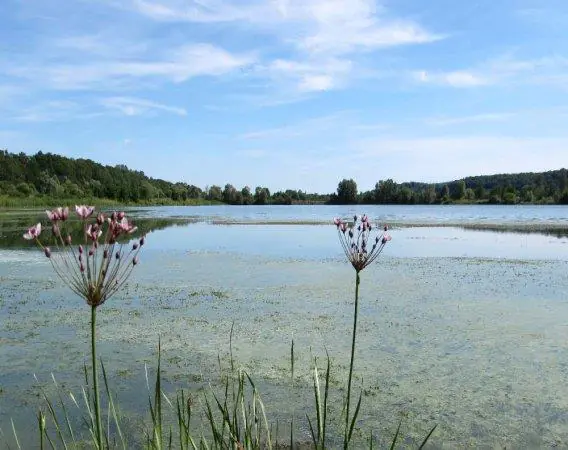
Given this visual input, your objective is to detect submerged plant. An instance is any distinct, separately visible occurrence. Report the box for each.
[24,205,144,449]
[334,214,390,449]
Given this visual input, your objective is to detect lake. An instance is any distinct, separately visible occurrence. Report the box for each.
[1,204,568,448]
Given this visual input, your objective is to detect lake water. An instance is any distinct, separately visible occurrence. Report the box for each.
[1,204,568,448]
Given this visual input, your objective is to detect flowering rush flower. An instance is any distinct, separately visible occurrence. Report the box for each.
[334,214,391,272]
[23,206,145,308]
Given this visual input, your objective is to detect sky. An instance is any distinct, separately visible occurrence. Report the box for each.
[1,0,568,193]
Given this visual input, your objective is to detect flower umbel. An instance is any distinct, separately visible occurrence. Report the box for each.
[334,214,391,449]
[334,214,390,272]
[24,206,144,308]
[24,206,145,449]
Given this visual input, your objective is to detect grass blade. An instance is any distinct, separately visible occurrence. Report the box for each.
[418,424,438,449]
[389,419,402,450]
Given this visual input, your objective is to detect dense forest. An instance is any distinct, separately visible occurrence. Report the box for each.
[1,150,567,205]
[0,150,324,205]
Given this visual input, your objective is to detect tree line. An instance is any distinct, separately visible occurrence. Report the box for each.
[331,172,568,205]
[0,150,325,205]
[1,150,567,205]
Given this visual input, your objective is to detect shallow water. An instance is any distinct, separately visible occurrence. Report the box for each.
[1,206,568,448]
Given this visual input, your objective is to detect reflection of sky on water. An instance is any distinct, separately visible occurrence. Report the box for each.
[144,223,568,261]
[126,204,568,226]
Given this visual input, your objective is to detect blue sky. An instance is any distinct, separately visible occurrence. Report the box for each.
[1,0,568,193]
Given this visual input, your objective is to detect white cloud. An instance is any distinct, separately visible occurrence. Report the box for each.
[127,0,442,55]
[7,43,254,90]
[415,55,568,89]
[414,70,490,87]
[122,0,442,94]
[261,57,352,93]
[101,97,187,116]
[12,101,103,122]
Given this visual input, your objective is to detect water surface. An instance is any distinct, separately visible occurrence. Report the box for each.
[1,205,568,448]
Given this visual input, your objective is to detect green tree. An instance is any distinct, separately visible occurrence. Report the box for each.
[241,186,253,205]
[254,186,270,205]
[337,178,358,204]
[441,185,450,202]
[223,184,238,204]
[454,180,466,200]
[207,185,223,202]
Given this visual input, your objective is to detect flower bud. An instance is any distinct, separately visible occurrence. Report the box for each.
[111,212,117,221]
[44,247,51,258]
[139,236,145,246]
[103,249,108,259]
[80,263,85,273]
[97,213,105,225]
[51,224,60,236]
[133,256,139,266]
[65,235,72,245]
[118,211,125,220]
[132,243,139,250]
[88,248,94,256]
[115,251,120,260]
[353,215,357,222]
[78,245,83,254]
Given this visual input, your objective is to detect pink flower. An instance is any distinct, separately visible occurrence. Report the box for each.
[118,217,137,234]
[86,224,102,241]
[75,205,95,220]
[46,207,69,221]
[23,223,42,240]
[46,209,60,222]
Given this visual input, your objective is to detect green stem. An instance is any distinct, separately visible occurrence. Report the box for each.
[39,412,44,450]
[344,270,360,450]
[91,305,103,449]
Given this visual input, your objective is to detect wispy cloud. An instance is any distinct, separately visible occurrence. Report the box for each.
[100,96,187,116]
[12,101,103,122]
[7,43,254,90]
[414,55,568,88]
[121,0,442,94]
[413,70,489,87]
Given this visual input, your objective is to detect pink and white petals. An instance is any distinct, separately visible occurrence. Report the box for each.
[46,207,70,222]
[23,223,42,240]
[75,205,95,220]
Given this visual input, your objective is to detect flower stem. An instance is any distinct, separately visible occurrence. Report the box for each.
[91,305,103,449]
[344,270,360,449]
